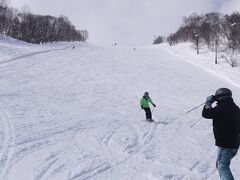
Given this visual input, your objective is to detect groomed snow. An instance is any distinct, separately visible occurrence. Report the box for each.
[0,37,239,180]
[161,42,240,88]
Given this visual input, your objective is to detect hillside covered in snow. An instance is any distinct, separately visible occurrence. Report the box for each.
[0,36,240,180]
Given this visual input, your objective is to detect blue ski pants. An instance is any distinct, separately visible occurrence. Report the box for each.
[216,147,238,180]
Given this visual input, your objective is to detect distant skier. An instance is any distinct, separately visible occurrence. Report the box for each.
[140,92,156,122]
[202,88,240,180]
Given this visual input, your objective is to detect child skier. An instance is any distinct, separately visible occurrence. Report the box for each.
[140,92,156,122]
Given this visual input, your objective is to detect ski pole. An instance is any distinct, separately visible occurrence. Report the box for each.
[190,117,203,128]
[152,107,155,113]
[167,102,205,124]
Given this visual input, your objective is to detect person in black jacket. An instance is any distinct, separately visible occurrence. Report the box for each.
[202,88,240,180]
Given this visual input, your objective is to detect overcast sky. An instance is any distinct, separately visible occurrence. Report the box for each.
[10,0,240,46]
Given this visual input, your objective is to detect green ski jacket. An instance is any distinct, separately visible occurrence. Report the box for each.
[140,97,154,108]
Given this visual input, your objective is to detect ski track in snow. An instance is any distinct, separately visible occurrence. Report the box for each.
[0,110,15,178]
[0,45,73,65]
[67,120,158,180]
[0,40,239,180]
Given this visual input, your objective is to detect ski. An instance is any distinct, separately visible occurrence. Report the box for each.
[154,121,169,125]
[145,119,169,125]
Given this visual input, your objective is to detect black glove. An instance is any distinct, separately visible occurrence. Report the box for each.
[206,95,215,107]
[153,104,156,107]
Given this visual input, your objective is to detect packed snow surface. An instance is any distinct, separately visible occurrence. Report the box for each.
[0,37,240,180]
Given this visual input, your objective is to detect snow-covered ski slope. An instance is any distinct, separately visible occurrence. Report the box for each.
[0,37,240,180]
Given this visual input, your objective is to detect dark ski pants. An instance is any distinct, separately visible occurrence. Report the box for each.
[143,108,152,120]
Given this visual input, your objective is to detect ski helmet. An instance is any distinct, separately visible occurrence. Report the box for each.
[144,92,149,96]
[215,88,232,98]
